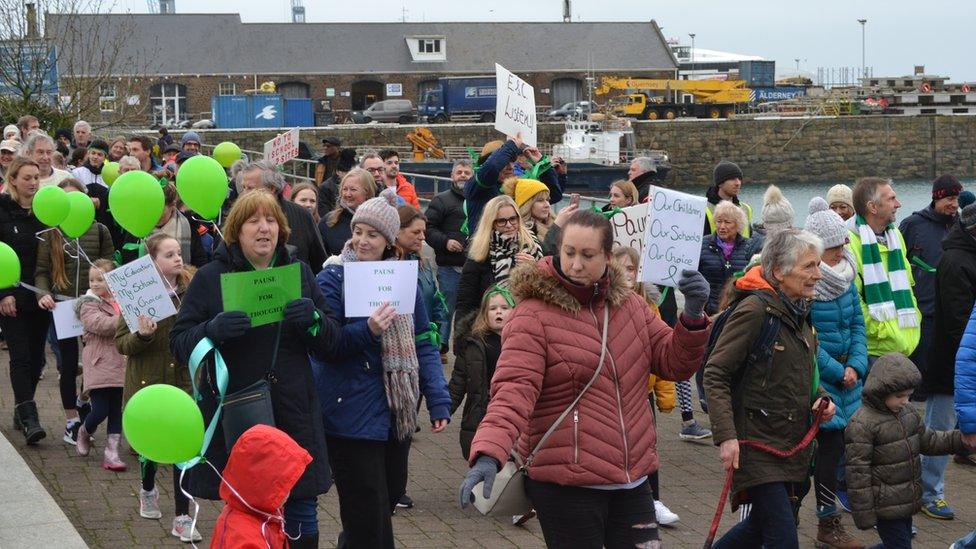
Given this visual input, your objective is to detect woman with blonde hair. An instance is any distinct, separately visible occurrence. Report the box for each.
[454,194,542,325]
[318,167,377,257]
[501,177,555,241]
[606,179,640,210]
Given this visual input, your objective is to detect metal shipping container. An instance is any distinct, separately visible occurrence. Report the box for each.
[211,95,250,129]
[739,60,776,88]
[284,98,314,127]
[250,94,284,128]
[749,86,806,103]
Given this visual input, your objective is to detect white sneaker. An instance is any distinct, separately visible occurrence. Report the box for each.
[139,488,162,519]
[172,514,202,542]
[654,500,679,526]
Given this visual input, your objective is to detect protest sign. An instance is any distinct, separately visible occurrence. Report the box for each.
[221,263,301,328]
[495,64,537,147]
[343,260,419,317]
[639,186,707,287]
[263,128,300,166]
[52,298,83,339]
[104,255,178,333]
[610,203,650,252]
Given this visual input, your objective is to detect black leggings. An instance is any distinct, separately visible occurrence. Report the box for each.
[58,337,80,410]
[141,460,190,516]
[814,429,845,510]
[1,309,50,404]
[83,387,122,435]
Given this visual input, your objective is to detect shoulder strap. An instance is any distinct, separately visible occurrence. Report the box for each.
[522,305,610,468]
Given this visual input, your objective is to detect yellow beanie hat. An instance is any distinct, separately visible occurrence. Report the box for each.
[511,178,549,208]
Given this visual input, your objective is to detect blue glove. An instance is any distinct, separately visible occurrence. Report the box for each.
[458,455,500,509]
[205,311,251,343]
[283,298,315,329]
[678,269,709,318]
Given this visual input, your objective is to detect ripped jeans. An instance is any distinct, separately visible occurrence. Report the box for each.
[525,477,660,549]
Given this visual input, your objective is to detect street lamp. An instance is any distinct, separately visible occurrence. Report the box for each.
[857,19,867,83]
[688,33,696,80]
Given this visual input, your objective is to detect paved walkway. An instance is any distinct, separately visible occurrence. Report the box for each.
[1,350,974,548]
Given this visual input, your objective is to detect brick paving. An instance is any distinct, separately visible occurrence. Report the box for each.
[2,350,975,548]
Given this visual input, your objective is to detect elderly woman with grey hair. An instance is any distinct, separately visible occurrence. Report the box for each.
[703,229,836,549]
[234,159,327,269]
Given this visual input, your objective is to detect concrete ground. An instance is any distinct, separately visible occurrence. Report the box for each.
[1,350,974,548]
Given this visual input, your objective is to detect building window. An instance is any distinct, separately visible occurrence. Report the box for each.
[218,82,237,96]
[99,83,117,112]
[406,36,446,62]
[150,83,187,126]
[419,39,440,53]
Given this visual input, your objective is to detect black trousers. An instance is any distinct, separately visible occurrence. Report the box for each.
[814,429,845,510]
[84,387,122,434]
[57,336,80,410]
[524,477,659,549]
[140,460,190,516]
[1,309,50,404]
[327,434,411,549]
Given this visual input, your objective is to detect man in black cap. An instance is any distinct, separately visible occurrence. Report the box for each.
[704,160,753,237]
[315,136,342,184]
[900,174,961,397]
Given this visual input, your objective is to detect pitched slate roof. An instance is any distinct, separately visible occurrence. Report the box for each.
[46,13,676,77]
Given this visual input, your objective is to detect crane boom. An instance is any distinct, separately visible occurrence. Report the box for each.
[594,77,751,103]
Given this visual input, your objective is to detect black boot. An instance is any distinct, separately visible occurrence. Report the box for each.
[289,532,319,549]
[13,408,21,430]
[15,401,46,445]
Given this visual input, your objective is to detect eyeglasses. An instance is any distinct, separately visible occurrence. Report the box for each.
[365,167,385,174]
[493,215,520,228]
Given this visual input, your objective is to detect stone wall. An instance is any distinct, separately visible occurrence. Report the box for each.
[165,115,976,185]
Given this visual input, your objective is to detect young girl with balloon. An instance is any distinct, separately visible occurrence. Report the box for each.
[114,233,201,543]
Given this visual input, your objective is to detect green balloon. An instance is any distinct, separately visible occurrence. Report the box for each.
[0,241,19,289]
[176,155,228,221]
[109,171,164,238]
[59,192,95,238]
[212,141,242,168]
[102,161,120,186]
[123,384,204,464]
[33,185,70,227]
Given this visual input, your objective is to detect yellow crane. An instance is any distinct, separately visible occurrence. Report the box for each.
[594,77,752,119]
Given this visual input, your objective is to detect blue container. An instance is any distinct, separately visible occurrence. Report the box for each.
[284,98,313,127]
[250,94,284,128]
[211,95,250,129]
[740,60,776,88]
[749,86,806,103]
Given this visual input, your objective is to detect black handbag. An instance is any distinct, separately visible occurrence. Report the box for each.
[220,323,282,450]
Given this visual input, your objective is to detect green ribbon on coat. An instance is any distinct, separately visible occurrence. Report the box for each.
[415,322,441,348]
[523,156,552,181]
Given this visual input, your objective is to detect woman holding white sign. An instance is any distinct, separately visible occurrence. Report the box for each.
[314,187,451,549]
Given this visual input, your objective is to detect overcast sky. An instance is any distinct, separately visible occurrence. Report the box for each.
[118,0,974,82]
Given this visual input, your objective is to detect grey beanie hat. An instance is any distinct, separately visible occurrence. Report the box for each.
[350,187,401,245]
[761,185,795,238]
[180,131,202,146]
[805,197,849,249]
[961,203,976,231]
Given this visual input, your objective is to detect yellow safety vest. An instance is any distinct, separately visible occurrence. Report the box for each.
[705,201,753,238]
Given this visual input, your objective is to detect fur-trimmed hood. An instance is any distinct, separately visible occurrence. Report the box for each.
[508,255,631,313]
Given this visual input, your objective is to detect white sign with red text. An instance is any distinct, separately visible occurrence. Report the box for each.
[263,128,300,165]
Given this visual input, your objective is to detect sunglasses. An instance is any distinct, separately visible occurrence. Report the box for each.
[493,215,520,228]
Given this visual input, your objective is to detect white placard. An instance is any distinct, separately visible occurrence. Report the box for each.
[495,63,537,147]
[639,186,707,287]
[103,255,178,333]
[342,260,419,317]
[263,127,300,166]
[53,299,83,340]
[610,203,650,278]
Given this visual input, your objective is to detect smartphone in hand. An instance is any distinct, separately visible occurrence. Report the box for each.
[570,193,580,207]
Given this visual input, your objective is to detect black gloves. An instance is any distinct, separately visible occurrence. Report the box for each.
[283,298,316,330]
[206,311,251,343]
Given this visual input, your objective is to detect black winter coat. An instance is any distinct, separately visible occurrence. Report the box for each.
[899,205,955,317]
[698,234,761,315]
[0,194,45,313]
[454,258,493,338]
[926,221,976,395]
[281,198,326,271]
[169,242,340,500]
[318,208,353,258]
[424,186,467,268]
[448,318,500,460]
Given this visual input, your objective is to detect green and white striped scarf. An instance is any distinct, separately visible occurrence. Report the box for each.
[855,215,918,328]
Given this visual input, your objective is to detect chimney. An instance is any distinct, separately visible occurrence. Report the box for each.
[25,2,38,39]
[563,0,571,23]
[914,65,925,76]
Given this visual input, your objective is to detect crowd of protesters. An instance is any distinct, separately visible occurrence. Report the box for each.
[1,119,976,549]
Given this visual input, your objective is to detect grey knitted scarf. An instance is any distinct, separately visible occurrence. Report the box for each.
[814,250,856,302]
[341,243,420,439]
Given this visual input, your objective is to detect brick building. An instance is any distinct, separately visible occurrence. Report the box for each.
[45,13,677,126]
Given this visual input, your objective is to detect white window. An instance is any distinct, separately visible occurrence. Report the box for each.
[419,39,440,53]
[406,36,446,62]
[218,82,237,96]
[150,83,187,126]
[99,83,117,112]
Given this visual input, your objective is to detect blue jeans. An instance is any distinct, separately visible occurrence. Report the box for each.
[283,496,318,536]
[713,482,798,549]
[436,266,462,348]
[954,528,976,549]
[870,517,912,549]
[921,393,956,503]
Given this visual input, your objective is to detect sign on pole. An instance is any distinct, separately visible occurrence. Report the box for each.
[639,186,707,287]
[104,255,178,333]
[263,127,300,165]
[342,260,419,317]
[220,263,301,328]
[494,64,537,147]
[52,298,83,340]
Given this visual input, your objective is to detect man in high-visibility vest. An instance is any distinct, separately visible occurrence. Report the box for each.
[704,160,753,237]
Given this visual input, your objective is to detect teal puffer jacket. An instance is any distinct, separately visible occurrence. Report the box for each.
[810,282,868,430]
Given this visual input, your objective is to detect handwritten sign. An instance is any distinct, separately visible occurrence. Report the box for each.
[495,64,537,147]
[104,255,178,333]
[342,260,419,317]
[639,186,707,287]
[610,203,650,278]
[221,263,301,328]
[52,298,83,339]
[263,127,300,166]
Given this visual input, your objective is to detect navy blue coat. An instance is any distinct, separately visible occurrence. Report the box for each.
[312,262,452,441]
[169,242,340,500]
[955,303,976,434]
[698,234,762,315]
[899,205,955,316]
[811,283,868,430]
